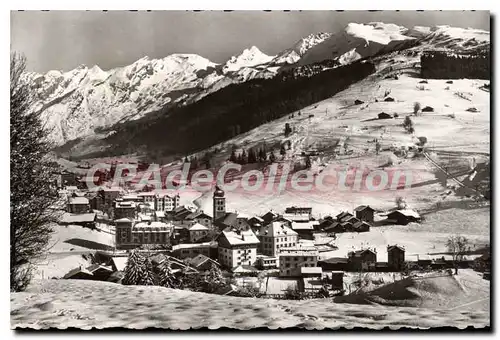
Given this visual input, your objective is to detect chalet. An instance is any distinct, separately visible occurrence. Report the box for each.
[232,265,259,275]
[217,228,260,269]
[273,216,292,228]
[474,252,491,273]
[172,205,197,221]
[300,267,324,293]
[336,211,354,222]
[63,266,93,280]
[261,211,279,224]
[347,249,377,271]
[283,206,312,222]
[352,220,371,233]
[318,257,349,271]
[188,223,211,243]
[354,205,375,224]
[214,212,251,232]
[416,254,432,268]
[386,209,421,225]
[150,253,199,275]
[279,246,319,277]
[257,222,298,257]
[387,245,405,271]
[60,212,97,229]
[186,254,221,272]
[67,196,90,214]
[248,216,264,228]
[85,264,114,281]
[256,255,278,269]
[323,221,343,234]
[378,112,392,119]
[183,211,213,228]
[172,242,217,260]
[290,221,317,240]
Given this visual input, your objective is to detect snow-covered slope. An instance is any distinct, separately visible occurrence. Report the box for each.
[298,22,414,66]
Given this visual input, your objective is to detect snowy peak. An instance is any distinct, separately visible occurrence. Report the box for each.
[273,32,333,65]
[222,46,275,73]
[345,22,410,45]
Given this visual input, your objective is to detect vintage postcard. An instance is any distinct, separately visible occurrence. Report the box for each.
[10,9,490,330]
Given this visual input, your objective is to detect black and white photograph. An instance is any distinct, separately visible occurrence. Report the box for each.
[10,8,491,331]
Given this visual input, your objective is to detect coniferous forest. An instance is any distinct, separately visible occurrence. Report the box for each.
[421,50,490,80]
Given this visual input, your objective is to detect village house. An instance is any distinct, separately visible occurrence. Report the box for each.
[172,242,218,260]
[387,245,406,271]
[318,257,349,272]
[261,210,279,224]
[352,220,371,233]
[347,248,377,271]
[188,223,211,243]
[290,221,317,240]
[172,205,197,221]
[182,210,213,228]
[256,255,278,269]
[186,254,221,272]
[283,206,313,222]
[336,211,354,222]
[67,196,90,214]
[60,212,97,229]
[386,209,421,225]
[214,212,251,232]
[300,267,324,293]
[257,221,298,257]
[354,205,375,224]
[279,246,319,277]
[217,228,260,269]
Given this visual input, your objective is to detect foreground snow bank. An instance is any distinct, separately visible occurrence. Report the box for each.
[11,279,488,330]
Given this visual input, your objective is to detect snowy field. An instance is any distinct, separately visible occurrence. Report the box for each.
[11,278,489,329]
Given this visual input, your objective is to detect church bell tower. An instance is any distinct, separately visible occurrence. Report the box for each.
[213,185,226,221]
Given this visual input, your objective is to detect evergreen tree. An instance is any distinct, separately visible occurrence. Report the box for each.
[269,151,277,163]
[122,251,146,286]
[284,123,292,137]
[248,148,257,163]
[205,263,224,293]
[229,149,238,163]
[11,54,59,292]
[140,257,157,286]
[240,149,248,164]
[280,145,287,156]
[305,155,312,169]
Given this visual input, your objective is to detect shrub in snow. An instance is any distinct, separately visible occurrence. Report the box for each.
[413,102,421,115]
[448,113,456,119]
[422,106,434,112]
[354,99,364,105]
[466,107,479,113]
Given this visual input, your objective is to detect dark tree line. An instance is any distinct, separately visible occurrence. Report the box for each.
[421,50,490,80]
[106,59,376,162]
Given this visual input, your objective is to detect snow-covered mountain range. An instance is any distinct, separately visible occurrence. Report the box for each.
[27,22,489,145]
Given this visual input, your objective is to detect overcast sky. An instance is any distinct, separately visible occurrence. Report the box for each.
[11,10,490,73]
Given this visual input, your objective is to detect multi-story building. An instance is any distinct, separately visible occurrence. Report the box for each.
[283,206,312,222]
[172,242,217,260]
[279,246,319,277]
[155,193,180,212]
[114,218,173,249]
[114,200,137,220]
[217,228,260,269]
[257,222,298,257]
